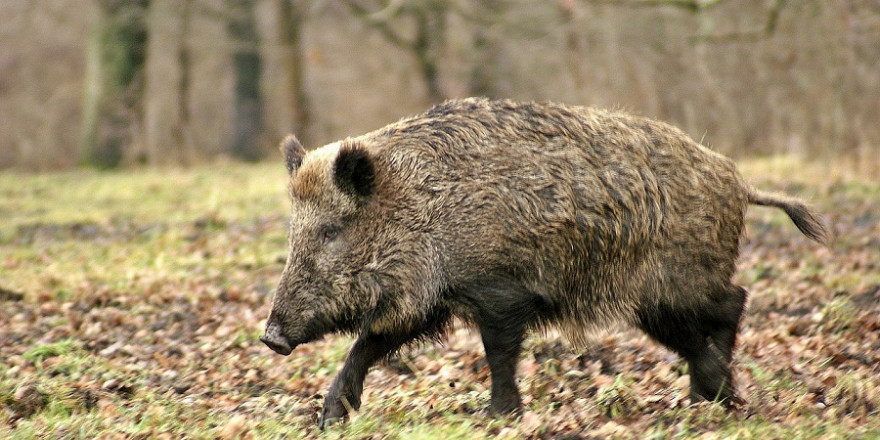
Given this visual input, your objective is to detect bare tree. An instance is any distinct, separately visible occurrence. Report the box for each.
[3,0,877,171]
[467,0,506,98]
[343,1,575,103]
[225,0,264,161]
[278,0,310,145]
[559,0,588,100]
[80,0,150,168]
[143,0,193,165]
[176,0,193,163]
[344,0,449,103]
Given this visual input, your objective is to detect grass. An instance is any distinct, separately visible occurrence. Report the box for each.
[1,156,879,438]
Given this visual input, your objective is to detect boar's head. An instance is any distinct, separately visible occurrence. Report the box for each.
[260,135,383,355]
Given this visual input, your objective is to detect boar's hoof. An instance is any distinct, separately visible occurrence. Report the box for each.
[689,389,746,410]
[318,400,349,430]
[489,397,522,417]
[719,394,747,409]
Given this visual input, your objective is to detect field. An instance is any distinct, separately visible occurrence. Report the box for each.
[1,157,878,439]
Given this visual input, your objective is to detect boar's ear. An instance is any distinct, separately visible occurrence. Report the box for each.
[280,135,306,174]
[333,144,374,198]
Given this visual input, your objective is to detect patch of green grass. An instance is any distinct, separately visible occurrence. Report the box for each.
[302,336,353,377]
[712,416,861,440]
[741,361,806,399]
[0,164,287,237]
[232,326,263,347]
[22,339,80,364]
[826,373,879,419]
[740,262,779,284]
[828,273,880,295]
[595,374,639,419]
[0,164,289,304]
[818,296,858,333]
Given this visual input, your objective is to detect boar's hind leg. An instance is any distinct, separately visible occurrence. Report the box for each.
[636,285,747,405]
[319,332,412,429]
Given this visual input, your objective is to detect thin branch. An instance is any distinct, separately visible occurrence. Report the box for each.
[448,1,568,40]
[692,0,788,43]
[342,0,412,49]
[584,0,723,12]
[366,0,407,22]
[764,0,787,35]
[587,0,788,43]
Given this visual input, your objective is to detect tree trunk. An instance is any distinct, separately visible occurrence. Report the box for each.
[80,0,150,168]
[278,0,310,145]
[413,4,446,103]
[561,0,588,102]
[468,0,505,98]
[226,0,264,162]
[176,0,194,163]
[143,0,192,165]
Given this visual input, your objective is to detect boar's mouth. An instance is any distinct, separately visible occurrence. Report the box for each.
[260,315,330,356]
[260,333,294,356]
[260,319,304,356]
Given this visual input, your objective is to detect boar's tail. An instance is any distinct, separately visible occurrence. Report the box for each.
[748,188,831,246]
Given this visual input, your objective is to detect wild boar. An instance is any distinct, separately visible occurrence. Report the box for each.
[259,97,829,427]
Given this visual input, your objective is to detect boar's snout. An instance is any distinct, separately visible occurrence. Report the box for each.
[260,320,293,356]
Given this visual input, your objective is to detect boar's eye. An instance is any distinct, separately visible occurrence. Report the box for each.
[320,225,342,244]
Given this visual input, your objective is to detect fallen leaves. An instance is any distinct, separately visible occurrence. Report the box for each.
[1,162,879,438]
[10,384,48,418]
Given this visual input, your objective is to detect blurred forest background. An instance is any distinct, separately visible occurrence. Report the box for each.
[1,0,878,172]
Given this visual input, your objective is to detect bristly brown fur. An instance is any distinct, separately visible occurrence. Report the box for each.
[262,97,829,424]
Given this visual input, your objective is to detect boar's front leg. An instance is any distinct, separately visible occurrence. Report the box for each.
[477,316,527,414]
[319,332,411,429]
